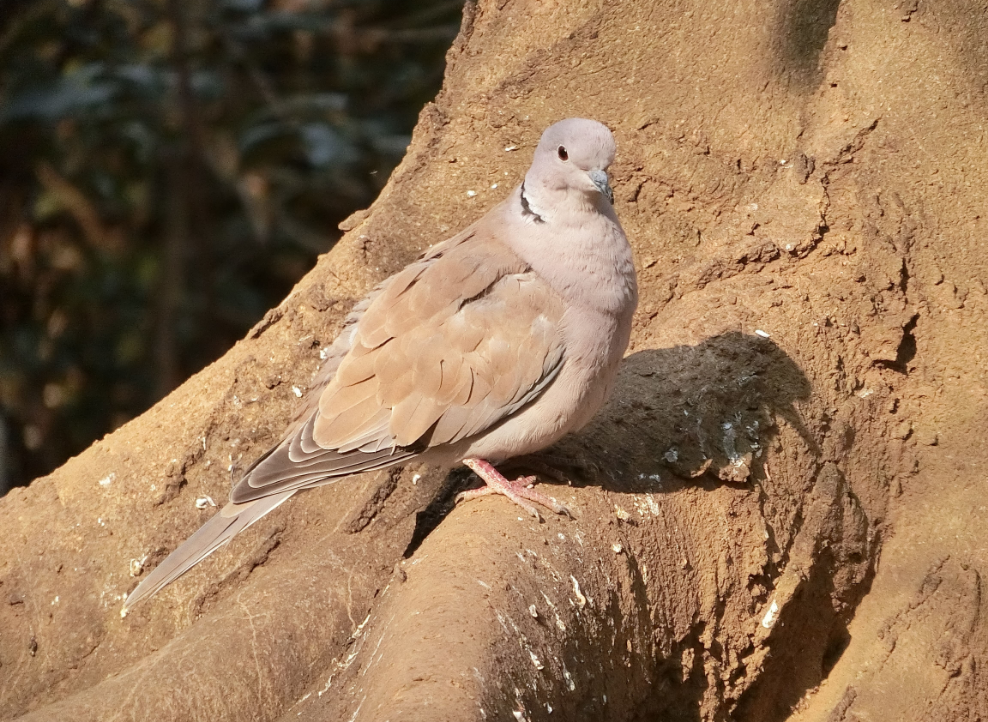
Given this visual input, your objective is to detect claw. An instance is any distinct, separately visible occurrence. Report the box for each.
[459,458,572,520]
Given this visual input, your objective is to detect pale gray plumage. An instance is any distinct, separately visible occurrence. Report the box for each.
[122,118,638,613]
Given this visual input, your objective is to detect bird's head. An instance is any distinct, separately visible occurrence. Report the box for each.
[528,118,616,205]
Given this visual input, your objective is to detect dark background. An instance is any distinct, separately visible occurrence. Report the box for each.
[0,0,463,494]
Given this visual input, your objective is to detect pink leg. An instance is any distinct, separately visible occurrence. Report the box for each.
[458,458,571,521]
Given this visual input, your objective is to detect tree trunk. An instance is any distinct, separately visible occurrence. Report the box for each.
[2,1,987,720]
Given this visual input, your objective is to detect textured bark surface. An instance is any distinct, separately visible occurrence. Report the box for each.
[3,1,988,720]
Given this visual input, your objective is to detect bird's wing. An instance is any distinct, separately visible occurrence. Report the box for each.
[230,231,567,503]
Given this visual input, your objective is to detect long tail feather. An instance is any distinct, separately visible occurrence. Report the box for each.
[121,490,296,614]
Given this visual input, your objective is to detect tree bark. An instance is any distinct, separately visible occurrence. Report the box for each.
[3,1,988,720]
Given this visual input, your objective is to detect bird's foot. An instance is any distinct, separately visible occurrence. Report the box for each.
[458,458,572,521]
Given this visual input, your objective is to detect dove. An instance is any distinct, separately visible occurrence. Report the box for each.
[122,118,638,613]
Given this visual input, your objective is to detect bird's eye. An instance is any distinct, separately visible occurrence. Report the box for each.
[557,146,569,161]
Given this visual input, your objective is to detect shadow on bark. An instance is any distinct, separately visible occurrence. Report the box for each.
[772,0,842,91]
[560,330,815,495]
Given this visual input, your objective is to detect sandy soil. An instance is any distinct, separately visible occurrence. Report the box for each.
[2,1,987,720]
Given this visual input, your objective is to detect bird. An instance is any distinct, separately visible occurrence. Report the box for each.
[122,118,638,614]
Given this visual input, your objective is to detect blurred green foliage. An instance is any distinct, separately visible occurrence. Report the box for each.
[0,0,463,492]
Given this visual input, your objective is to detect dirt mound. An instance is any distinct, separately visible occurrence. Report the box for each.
[2,1,988,720]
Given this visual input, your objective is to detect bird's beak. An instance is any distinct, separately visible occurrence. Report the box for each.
[588,169,614,205]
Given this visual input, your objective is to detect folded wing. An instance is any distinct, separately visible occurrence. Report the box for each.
[230,232,567,503]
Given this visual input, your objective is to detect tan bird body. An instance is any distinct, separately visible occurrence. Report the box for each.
[123,118,638,613]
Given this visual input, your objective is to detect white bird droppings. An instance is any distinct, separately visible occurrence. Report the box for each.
[130,556,147,577]
[466,190,478,197]
[632,495,661,517]
[195,496,217,509]
[98,472,115,487]
[571,576,587,608]
[292,386,303,397]
[761,599,780,629]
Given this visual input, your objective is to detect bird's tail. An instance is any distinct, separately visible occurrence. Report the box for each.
[121,490,296,615]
